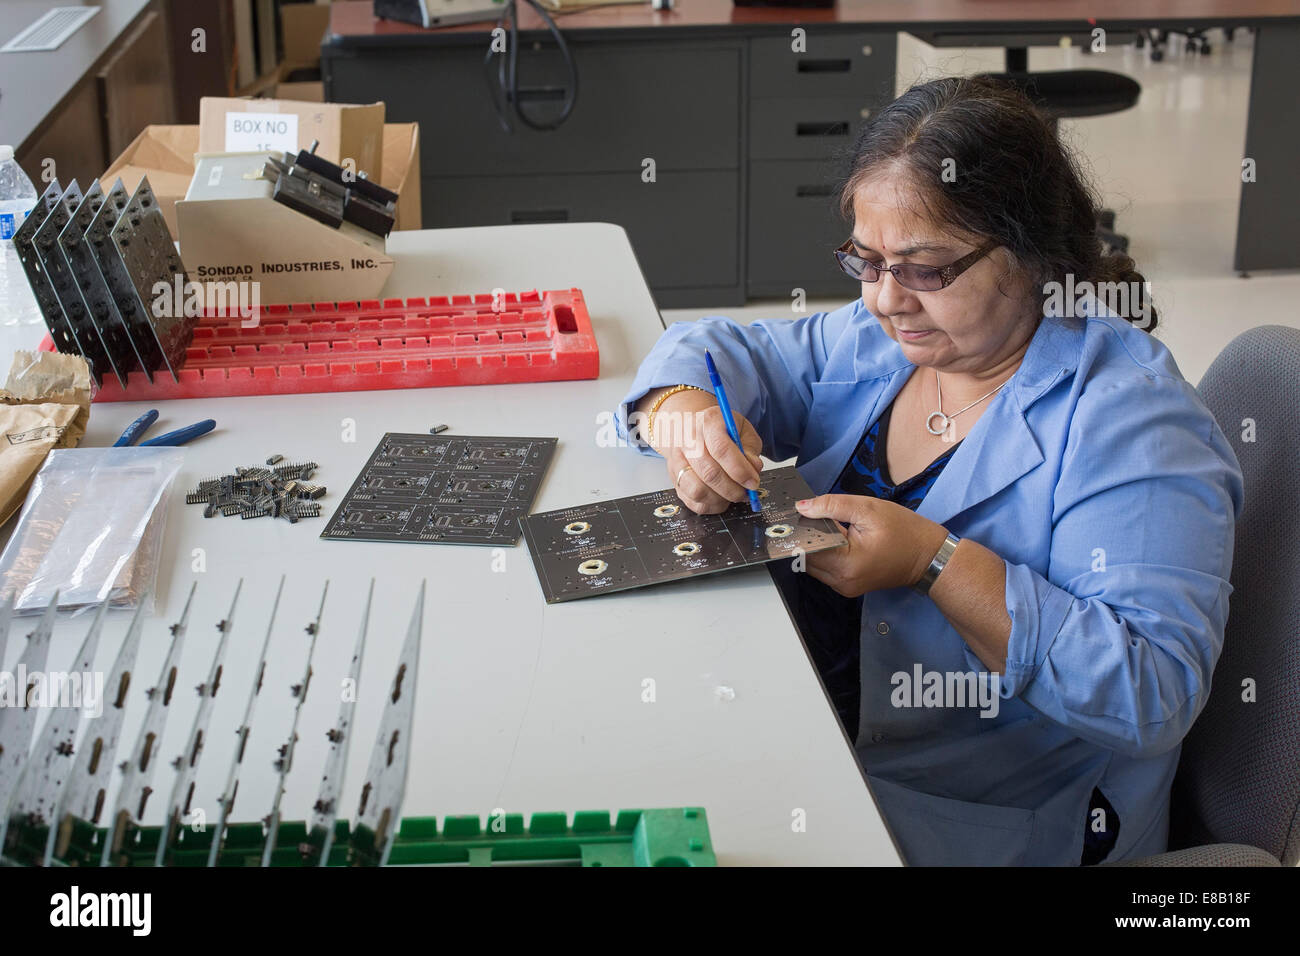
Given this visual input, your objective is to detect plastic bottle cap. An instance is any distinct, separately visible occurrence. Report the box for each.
[0,146,13,161]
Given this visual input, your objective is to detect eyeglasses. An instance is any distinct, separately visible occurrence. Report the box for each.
[833,239,997,292]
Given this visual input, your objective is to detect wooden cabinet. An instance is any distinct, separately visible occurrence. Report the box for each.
[98,10,176,163]
[14,0,176,192]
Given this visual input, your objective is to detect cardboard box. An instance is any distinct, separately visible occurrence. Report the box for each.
[178,151,395,306]
[101,126,200,237]
[101,121,421,235]
[385,123,422,231]
[199,97,385,183]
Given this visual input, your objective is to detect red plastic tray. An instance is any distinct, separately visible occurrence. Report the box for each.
[38,288,599,402]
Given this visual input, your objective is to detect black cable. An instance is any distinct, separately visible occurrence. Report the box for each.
[482,0,579,133]
[483,8,512,133]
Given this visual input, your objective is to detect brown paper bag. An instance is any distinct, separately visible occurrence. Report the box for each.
[0,351,92,526]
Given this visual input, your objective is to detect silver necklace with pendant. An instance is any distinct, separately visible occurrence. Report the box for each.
[925,369,1011,436]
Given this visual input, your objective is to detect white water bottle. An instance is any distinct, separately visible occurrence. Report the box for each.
[0,145,42,326]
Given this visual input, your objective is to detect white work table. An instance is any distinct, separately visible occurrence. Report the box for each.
[0,223,901,866]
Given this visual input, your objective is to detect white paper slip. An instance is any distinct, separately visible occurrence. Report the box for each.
[224,112,300,154]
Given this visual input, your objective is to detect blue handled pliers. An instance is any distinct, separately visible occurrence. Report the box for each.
[113,410,216,447]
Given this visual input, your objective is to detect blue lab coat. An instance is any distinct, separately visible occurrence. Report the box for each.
[616,299,1243,865]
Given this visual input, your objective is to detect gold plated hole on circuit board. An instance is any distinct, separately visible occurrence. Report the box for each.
[765,524,794,538]
[653,504,680,518]
[578,559,607,575]
[756,487,770,499]
[564,521,591,535]
[672,541,701,556]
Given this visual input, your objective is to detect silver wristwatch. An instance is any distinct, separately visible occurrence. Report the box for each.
[914,533,960,596]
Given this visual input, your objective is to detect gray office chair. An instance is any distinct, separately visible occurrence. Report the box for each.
[1116,325,1300,866]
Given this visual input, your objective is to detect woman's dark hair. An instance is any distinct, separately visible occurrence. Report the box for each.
[839,75,1157,331]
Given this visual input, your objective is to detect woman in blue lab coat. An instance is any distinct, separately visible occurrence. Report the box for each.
[616,76,1243,866]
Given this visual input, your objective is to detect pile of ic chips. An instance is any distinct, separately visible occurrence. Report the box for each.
[185,459,326,523]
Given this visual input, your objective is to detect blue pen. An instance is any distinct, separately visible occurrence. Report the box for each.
[704,350,762,512]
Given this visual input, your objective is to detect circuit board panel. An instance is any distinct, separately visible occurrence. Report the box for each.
[321,433,557,546]
[33,181,122,385]
[85,178,166,380]
[108,177,195,379]
[12,180,77,357]
[59,180,138,389]
[520,466,846,604]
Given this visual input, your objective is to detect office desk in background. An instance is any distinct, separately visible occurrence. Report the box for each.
[0,223,902,866]
[323,0,1300,306]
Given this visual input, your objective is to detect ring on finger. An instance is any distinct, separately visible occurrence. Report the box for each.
[676,465,692,485]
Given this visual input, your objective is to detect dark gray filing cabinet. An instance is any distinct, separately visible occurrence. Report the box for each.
[325,32,894,306]
[748,33,894,299]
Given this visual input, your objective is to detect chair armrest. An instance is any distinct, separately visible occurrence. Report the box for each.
[1105,843,1281,866]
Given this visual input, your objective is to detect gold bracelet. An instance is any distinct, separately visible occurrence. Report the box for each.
[645,384,709,447]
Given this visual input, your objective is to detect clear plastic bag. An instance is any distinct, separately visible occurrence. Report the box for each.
[0,446,184,615]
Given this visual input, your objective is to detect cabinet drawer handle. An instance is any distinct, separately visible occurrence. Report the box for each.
[516,86,567,102]
[510,209,570,223]
[796,58,851,74]
[795,185,836,198]
[796,121,850,137]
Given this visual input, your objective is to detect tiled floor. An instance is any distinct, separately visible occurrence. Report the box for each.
[664,28,1300,387]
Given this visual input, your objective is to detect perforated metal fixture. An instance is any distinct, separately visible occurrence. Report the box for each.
[260,583,328,867]
[109,177,196,380]
[103,583,197,866]
[305,580,373,866]
[155,581,242,866]
[58,181,137,388]
[85,178,167,381]
[34,179,123,384]
[50,600,150,865]
[11,180,77,356]
[353,582,424,867]
[0,600,108,857]
[0,595,59,819]
[16,177,195,385]
[208,577,284,867]
[0,582,716,867]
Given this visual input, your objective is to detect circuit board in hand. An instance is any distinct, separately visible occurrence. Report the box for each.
[520,466,846,604]
[321,434,557,546]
